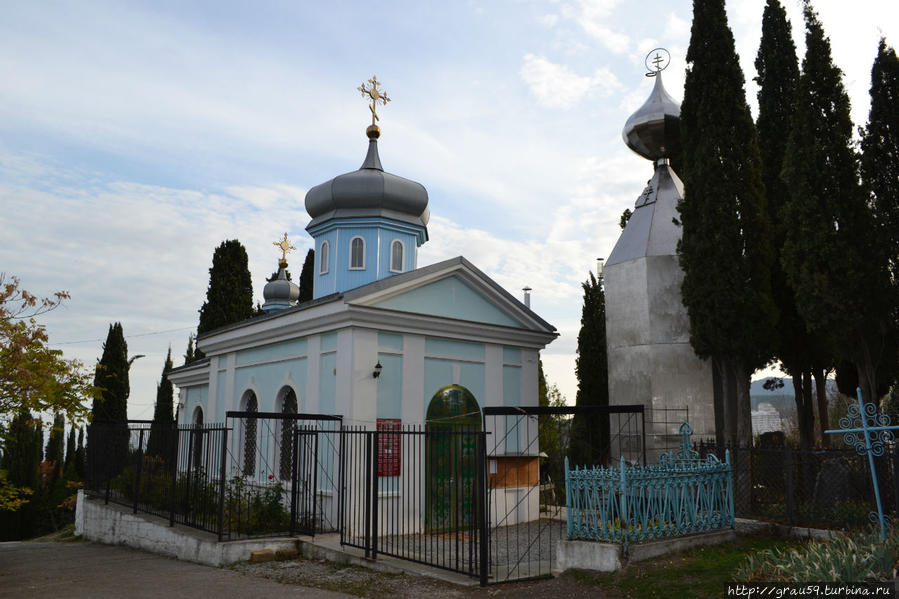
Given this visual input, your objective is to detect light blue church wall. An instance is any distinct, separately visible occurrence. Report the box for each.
[423,359,485,419]
[373,276,520,328]
[309,216,426,299]
[319,352,337,415]
[186,385,209,422]
[377,231,417,276]
[216,370,227,422]
[314,231,339,298]
[341,227,380,291]
[425,337,485,361]
[235,339,307,366]
[233,358,307,413]
[376,353,403,419]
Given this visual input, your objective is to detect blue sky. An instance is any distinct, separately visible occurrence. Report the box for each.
[1,0,896,419]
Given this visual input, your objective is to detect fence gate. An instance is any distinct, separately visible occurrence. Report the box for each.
[481,405,645,583]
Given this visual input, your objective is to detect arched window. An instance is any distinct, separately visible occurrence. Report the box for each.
[191,407,204,470]
[278,388,298,481]
[349,236,365,269]
[390,239,404,273]
[319,240,330,274]
[242,391,258,476]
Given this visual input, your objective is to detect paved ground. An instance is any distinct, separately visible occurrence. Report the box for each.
[0,541,355,599]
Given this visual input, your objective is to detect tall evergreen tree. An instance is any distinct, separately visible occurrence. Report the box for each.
[44,412,65,481]
[64,422,76,470]
[754,0,829,449]
[74,426,85,479]
[678,0,776,448]
[782,3,894,406]
[0,410,41,538]
[862,39,899,293]
[147,348,175,460]
[91,323,130,422]
[569,272,609,466]
[183,334,195,366]
[197,239,254,336]
[537,358,566,501]
[88,323,130,483]
[298,248,315,303]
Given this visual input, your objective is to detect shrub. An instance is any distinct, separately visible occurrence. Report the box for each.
[736,529,899,582]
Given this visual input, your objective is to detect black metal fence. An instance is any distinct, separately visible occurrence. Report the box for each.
[340,425,489,583]
[86,420,229,537]
[481,405,646,582]
[85,414,342,541]
[225,412,342,539]
[699,441,899,530]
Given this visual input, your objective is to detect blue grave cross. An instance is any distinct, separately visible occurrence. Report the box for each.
[824,387,899,539]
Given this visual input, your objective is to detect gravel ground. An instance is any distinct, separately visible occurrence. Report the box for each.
[231,555,619,598]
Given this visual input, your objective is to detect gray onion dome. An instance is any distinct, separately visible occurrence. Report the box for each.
[262,264,300,312]
[622,71,681,161]
[305,127,430,228]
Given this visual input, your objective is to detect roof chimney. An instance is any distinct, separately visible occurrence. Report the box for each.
[522,286,532,309]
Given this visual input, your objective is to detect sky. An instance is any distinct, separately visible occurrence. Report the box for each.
[1,0,896,421]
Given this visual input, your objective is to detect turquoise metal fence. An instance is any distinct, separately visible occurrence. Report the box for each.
[565,422,734,548]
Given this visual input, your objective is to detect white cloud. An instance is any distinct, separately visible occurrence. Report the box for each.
[520,54,623,108]
[540,13,559,27]
[562,0,630,54]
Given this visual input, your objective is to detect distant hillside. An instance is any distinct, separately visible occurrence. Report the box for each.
[749,376,839,425]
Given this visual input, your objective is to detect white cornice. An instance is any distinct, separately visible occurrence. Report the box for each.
[168,362,211,387]
[196,258,558,357]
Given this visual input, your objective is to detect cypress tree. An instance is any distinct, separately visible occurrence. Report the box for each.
[44,412,65,481]
[74,427,85,479]
[91,323,129,423]
[88,323,130,482]
[862,38,899,399]
[197,239,254,335]
[569,272,609,466]
[64,423,76,470]
[754,0,829,449]
[147,348,175,460]
[678,0,776,448]
[183,334,195,366]
[298,249,315,303]
[782,3,893,406]
[862,39,899,295]
[0,410,42,539]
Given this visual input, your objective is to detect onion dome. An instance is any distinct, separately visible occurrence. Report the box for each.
[304,126,430,229]
[262,234,301,313]
[262,262,300,312]
[622,70,681,161]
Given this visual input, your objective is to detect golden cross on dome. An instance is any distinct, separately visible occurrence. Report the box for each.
[358,76,391,126]
[273,233,296,263]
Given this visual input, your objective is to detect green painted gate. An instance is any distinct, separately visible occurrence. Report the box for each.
[425,384,481,532]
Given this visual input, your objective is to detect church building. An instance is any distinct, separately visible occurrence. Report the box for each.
[168,78,557,483]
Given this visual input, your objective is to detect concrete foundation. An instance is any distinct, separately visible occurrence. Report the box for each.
[553,528,737,574]
[74,491,299,567]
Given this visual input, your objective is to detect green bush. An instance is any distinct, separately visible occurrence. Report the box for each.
[736,529,899,582]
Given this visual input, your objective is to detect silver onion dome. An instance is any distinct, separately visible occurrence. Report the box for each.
[622,71,681,161]
[262,264,300,312]
[304,127,430,229]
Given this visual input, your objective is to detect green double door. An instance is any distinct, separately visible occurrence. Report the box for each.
[425,384,481,533]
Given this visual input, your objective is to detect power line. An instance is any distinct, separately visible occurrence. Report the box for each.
[53,326,195,346]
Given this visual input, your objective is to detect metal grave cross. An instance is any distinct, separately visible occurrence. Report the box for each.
[824,387,899,539]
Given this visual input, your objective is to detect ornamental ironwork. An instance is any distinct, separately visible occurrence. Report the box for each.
[825,387,899,539]
[565,420,734,548]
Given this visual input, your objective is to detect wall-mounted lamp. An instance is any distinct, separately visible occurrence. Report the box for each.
[373,361,383,379]
[597,257,605,278]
